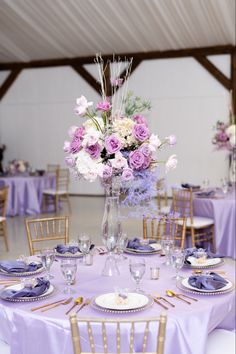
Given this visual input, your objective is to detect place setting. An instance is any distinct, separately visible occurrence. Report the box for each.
[184,248,224,269]
[124,237,162,255]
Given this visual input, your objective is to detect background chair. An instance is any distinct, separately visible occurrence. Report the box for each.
[25,215,69,255]
[47,164,60,173]
[0,186,9,251]
[172,188,215,251]
[156,178,171,215]
[42,168,71,213]
[143,216,186,248]
[70,313,167,354]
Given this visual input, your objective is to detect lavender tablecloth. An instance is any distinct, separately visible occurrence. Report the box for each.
[193,192,236,259]
[0,253,235,354]
[0,174,55,216]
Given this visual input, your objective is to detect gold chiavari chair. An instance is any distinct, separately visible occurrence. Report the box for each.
[25,215,69,255]
[47,164,60,173]
[70,313,167,354]
[156,179,170,215]
[172,188,216,251]
[143,216,187,248]
[0,186,9,251]
[42,168,71,213]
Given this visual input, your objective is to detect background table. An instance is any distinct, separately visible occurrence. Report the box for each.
[193,192,236,259]
[0,174,55,216]
[0,253,234,354]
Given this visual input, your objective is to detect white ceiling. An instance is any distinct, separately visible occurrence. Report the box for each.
[0,0,235,63]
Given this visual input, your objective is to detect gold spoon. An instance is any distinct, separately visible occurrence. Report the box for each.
[65,296,83,315]
[76,298,90,314]
[41,297,73,312]
[153,293,175,307]
[166,290,191,305]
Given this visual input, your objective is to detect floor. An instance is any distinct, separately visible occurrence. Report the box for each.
[0,195,235,269]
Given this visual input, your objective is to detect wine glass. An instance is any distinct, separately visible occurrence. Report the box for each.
[221,178,228,194]
[129,258,146,293]
[202,178,210,190]
[170,247,185,281]
[40,248,55,280]
[161,237,174,266]
[78,234,91,264]
[60,259,77,294]
[115,233,129,262]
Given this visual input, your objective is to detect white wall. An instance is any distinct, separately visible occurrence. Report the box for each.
[0,55,231,194]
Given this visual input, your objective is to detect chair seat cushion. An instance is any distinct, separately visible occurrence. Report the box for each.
[0,216,6,222]
[160,206,171,215]
[206,329,235,354]
[176,216,214,228]
[43,189,67,195]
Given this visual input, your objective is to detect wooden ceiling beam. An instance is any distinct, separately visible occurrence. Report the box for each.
[0,69,21,101]
[0,45,234,70]
[194,55,231,90]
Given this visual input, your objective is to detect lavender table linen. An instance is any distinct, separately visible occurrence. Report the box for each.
[0,174,55,216]
[0,254,235,354]
[193,192,236,259]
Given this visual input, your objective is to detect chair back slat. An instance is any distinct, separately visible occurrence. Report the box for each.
[0,186,8,217]
[70,314,167,354]
[172,188,193,223]
[25,216,69,255]
[47,164,60,173]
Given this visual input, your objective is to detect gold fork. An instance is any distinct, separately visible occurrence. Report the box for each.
[41,297,73,312]
[153,293,175,307]
[76,298,90,314]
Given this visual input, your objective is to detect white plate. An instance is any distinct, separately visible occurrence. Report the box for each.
[181,277,232,293]
[125,243,161,254]
[187,257,222,267]
[0,261,44,277]
[0,283,54,302]
[95,292,149,310]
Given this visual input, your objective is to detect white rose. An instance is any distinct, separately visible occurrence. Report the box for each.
[165,154,178,173]
[110,152,128,169]
[82,131,101,147]
[149,134,162,152]
[226,124,236,137]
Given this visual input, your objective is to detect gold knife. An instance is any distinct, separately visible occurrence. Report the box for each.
[65,296,83,315]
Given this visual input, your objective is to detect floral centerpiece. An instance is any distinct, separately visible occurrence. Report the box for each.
[64,57,177,206]
[8,159,29,175]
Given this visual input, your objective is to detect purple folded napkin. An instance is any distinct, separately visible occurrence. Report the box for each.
[1,278,50,300]
[195,190,215,198]
[56,244,79,254]
[0,260,42,273]
[127,238,155,251]
[188,272,228,290]
[184,248,222,264]
[181,183,201,190]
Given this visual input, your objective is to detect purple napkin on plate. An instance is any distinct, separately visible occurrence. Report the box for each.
[0,278,50,299]
[0,260,42,273]
[188,272,228,290]
[127,238,154,251]
[181,183,201,190]
[195,190,215,198]
[56,244,79,254]
[184,248,222,264]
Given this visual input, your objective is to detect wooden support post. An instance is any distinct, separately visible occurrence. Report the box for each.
[231,48,236,116]
[0,69,21,101]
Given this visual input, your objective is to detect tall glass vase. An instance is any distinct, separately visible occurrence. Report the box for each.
[101,195,121,276]
[229,150,236,185]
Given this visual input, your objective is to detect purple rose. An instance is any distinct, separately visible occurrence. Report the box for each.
[133,115,148,126]
[133,124,150,142]
[122,168,134,181]
[85,143,101,159]
[218,132,228,142]
[74,126,85,139]
[166,135,177,146]
[96,100,111,111]
[142,155,151,169]
[129,150,145,170]
[65,156,75,167]
[70,137,82,153]
[139,144,150,157]
[105,135,122,154]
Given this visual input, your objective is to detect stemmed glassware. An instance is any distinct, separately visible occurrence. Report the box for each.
[129,258,146,293]
[170,247,185,281]
[60,259,77,294]
[161,237,174,266]
[78,234,91,264]
[202,178,210,190]
[40,248,55,280]
[221,178,228,194]
[115,233,128,262]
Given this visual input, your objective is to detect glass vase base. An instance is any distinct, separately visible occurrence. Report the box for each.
[101,255,120,277]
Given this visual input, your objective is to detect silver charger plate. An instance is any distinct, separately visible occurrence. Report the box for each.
[124,243,161,255]
[91,295,154,314]
[176,278,235,296]
[55,251,83,259]
[0,262,45,277]
[0,284,55,302]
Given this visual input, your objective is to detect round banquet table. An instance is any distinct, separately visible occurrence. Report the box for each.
[0,174,55,216]
[0,252,235,354]
[193,192,236,259]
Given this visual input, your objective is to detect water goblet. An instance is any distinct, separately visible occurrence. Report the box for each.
[161,237,174,266]
[116,233,129,262]
[78,234,91,264]
[60,259,77,294]
[170,247,185,281]
[221,178,228,195]
[202,178,210,190]
[40,248,55,280]
[129,258,146,293]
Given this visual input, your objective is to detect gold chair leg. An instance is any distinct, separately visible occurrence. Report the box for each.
[190,227,195,248]
[2,221,9,251]
[55,195,59,213]
[67,195,71,214]
[211,225,216,253]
